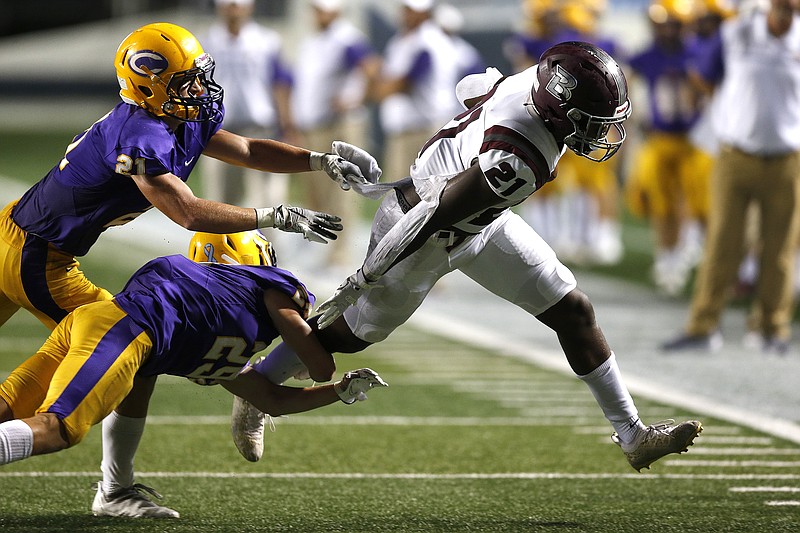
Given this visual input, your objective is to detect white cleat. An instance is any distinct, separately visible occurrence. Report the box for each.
[612,419,703,472]
[91,482,179,518]
[231,395,267,462]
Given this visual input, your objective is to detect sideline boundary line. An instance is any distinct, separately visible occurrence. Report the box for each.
[406,312,800,445]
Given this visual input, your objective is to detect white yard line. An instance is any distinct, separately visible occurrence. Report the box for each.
[2,471,800,481]
[730,486,800,493]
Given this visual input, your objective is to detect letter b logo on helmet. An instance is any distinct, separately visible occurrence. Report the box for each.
[545,65,578,102]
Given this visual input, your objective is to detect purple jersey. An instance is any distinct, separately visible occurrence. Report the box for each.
[11,102,223,256]
[114,255,315,380]
[628,45,699,133]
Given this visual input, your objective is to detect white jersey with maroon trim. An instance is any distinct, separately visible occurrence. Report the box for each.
[410,65,565,236]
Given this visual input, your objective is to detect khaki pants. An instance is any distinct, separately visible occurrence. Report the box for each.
[687,145,800,339]
[298,118,368,266]
[383,129,437,183]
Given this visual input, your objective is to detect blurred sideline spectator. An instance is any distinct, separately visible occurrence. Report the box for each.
[371,0,459,182]
[434,3,486,118]
[663,0,800,355]
[624,0,714,295]
[291,0,382,267]
[202,0,297,208]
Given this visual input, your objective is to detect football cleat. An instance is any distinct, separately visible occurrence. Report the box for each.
[611,419,703,472]
[231,395,268,462]
[91,482,179,518]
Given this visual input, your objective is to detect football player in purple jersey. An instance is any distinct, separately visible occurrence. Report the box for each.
[239,41,703,473]
[0,22,377,517]
[0,230,388,517]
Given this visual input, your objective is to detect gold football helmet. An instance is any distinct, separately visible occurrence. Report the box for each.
[188,231,277,267]
[115,22,223,122]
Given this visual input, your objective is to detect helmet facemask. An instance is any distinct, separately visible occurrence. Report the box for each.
[563,103,630,162]
[161,54,223,123]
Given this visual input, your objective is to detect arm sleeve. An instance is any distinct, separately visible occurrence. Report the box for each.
[360,174,452,280]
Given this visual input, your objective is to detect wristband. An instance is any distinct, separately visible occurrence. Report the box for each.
[333,380,357,405]
[309,151,325,171]
[255,207,276,228]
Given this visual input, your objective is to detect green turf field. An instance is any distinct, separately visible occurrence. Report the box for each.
[1,130,799,532]
[1,312,799,533]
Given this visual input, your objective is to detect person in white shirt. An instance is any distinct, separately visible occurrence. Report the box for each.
[434,3,486,119]
[202,0,297,207]
[292,0,382,267]
[663,0,800,355]
[372,0,460,184]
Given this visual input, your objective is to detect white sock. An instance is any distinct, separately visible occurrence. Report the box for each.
[577,352,645,446]
[250,342,306,385]
[0,419,34,465]
[100,411,146,493]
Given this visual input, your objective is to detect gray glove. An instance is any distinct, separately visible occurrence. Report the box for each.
[316,269,377,329]
[310,151,365,191]
[255,205,342,244]
[334,368,389,404]
[332,141,382,184]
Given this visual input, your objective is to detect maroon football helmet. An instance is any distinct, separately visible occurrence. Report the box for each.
[530,41,631,162]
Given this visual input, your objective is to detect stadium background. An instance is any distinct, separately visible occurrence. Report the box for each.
[0,1,799,531]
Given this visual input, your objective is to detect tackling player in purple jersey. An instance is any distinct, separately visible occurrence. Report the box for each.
[0,234,388,519]
[0,22,379,518]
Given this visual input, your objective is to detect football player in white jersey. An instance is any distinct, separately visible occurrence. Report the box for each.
[235,41,703,472]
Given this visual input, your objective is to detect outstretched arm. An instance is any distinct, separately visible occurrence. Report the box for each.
[131,172,342,243]
[221,367,387,417]
[205,129,370,190]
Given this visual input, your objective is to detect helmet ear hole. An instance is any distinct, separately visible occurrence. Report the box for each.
[138,85,153,98]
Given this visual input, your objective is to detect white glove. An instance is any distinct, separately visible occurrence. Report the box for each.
[316,269,377,329]
[331,141,382,184]
[255,205,342,244]
[334,368,389,404]
[309,151,365,191]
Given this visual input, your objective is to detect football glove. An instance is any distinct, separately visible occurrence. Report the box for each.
[309,151,366,191]
[331,141,382,185]
[255,205,343,244]
[334,368,389,404]
[316,269,377,329]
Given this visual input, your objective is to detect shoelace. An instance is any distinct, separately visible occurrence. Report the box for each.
[647,419,676,434]
[92,482,164,501]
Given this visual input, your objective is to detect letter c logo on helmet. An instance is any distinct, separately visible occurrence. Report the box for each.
[545,65,578,102]
[128,50,169,77]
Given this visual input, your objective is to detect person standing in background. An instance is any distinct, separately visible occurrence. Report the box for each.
[292,0,382,268]
[663,0,800,354]
[434,3,486,119]
[625,0,714,295]
[203,0,297,207]
[372,0,459,183]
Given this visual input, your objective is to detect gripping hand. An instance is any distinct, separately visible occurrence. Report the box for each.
[256,205,343,244]
[332,141,382,184]
[334,368,389,404]
[316,269,376,329]
[310,151,365,191]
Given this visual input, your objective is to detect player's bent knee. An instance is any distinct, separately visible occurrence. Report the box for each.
[537,290,597,332]
[29,413,72,455]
